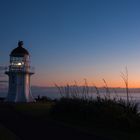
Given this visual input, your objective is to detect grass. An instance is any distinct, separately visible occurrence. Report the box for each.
[51,97,140,130]
[51,80,140,140]
[0,124,20,140]
[14,102,53,118]
[0,96,139,140]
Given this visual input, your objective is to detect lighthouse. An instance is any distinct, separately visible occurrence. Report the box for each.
[5,41,35,102]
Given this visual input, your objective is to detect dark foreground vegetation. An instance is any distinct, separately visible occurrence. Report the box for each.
[52,97,140,130]
[0,94,139,140]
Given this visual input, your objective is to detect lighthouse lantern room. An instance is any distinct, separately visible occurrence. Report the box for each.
[5,41,35,102]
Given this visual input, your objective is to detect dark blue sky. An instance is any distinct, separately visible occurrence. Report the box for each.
[1,0,140,87]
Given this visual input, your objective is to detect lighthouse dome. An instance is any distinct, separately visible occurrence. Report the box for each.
[10,41,29,56]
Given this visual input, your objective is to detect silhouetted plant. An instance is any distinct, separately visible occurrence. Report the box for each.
[93,83,100,99]
[121,67,129,105]
[51,96,140,130]
[102,79,110,99]
[55,80,93,100]
[35,96,52,103]
[53,79,140,130]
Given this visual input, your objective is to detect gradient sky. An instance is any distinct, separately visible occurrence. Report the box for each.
[1,0,140,87]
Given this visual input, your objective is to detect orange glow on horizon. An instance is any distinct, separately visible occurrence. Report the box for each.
[32,78,140,88]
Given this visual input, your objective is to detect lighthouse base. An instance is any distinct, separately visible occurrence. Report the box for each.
[5,91,35,103]
[5,72,35,103]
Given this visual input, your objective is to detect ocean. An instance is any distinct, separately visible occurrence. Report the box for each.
[1,86,140,103]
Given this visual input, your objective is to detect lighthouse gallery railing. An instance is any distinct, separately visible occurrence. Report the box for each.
[5,66,35,74]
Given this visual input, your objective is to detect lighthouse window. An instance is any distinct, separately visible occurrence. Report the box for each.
[10,56,25,67]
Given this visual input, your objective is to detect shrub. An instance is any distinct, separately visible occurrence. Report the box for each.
[51,97,140,130]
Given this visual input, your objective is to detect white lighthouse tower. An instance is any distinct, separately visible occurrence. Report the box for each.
[5,41,35,102]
